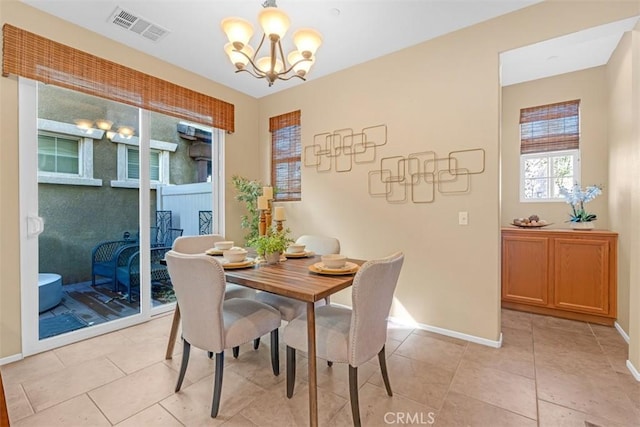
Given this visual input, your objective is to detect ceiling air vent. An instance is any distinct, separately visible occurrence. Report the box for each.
[109,7,170,42]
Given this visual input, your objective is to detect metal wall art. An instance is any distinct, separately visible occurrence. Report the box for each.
[368,148,485,204]
[304,124,486,204]
[304,124,387,173]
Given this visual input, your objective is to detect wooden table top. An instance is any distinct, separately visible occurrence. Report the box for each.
[224,255,362,303]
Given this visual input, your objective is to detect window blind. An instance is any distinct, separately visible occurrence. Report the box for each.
[270,110,301,201]
[2,24,234,132]
[519,99,580,154]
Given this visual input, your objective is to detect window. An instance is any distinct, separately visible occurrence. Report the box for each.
[519,100,580,202]
[36,119,102,186]
[270,110,301,201]
[111,134,177,189]
[127,148,160,181]
[38,133,79,174]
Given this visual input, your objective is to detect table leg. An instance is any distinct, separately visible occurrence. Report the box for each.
[306,302,318,427]
[165,304,181,360]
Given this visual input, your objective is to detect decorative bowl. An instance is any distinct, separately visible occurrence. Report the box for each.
[287,243,306,254]
[223,248,247,263]
[321,254,347,269]
[214,241,234,250]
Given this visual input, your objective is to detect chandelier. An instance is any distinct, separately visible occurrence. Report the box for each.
[221,0,322,87]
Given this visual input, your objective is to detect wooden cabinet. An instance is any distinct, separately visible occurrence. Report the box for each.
[501,228,617,325]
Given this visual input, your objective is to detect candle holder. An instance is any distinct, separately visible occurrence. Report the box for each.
[274,219,285,233]
[265,200,272,230]
[259,209,267,236]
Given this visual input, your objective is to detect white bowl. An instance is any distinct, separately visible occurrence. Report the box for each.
[223,249,247,263]
[214,241,234,250]
[321,254,346,269]
[287,243,306,254]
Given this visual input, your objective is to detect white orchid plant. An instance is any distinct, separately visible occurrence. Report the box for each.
[558,184,602,223]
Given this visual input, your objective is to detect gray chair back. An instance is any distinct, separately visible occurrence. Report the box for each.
[295,235,340,255]
[165,251,226,352]
[349,251,404,366]
[173,234,225,254]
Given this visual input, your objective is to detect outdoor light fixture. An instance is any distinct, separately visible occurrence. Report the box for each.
[221,0,322,87]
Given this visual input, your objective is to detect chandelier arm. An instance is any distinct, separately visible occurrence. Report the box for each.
[235,68,267,80]
[276,73,306,82]
[278,57,312,76]
[233,49,268,78]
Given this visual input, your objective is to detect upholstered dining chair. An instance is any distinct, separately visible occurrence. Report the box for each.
[172,234,258,357]
[165,251,282,418]
[172,235,255,300]
[256,235,340,321]
[283,251,404,427]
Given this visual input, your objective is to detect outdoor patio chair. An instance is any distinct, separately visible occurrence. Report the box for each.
[199,210,213,235]
[91,239,138,287]
[115,245,172,302]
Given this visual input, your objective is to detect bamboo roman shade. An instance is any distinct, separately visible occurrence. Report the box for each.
[270,110,301,201]
[2,24,234,132]
[519,99,580,154]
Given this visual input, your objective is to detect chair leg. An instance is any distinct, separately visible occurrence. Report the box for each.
[270,329,279,376]
[286,346,296,398]
[378,346,393,396]
[254,337,261,350]
[349,365,361,427]
[208,351,213,359]
[327,361,333,367]
[175,340,191,392]
[211,352,224,418]
[232,346,239,358]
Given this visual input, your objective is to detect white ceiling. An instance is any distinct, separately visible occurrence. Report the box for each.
[21,1,636,97]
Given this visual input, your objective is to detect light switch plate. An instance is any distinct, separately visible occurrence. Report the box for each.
[459,211,468,225]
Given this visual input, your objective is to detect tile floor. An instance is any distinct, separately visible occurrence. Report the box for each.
[2,309,639,426]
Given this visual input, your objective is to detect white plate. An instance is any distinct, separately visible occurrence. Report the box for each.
[316,261,358,272]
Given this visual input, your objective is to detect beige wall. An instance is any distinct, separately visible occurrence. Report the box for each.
[256,1,640,342]
[0,0,260,358]
[607,32,634,335]
[501,67,610,229]
[2,0,640,359]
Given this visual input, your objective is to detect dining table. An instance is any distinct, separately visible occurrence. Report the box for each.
[164,254,362,427]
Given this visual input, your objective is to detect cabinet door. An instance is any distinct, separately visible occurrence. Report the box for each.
[553,238,609,315]
[502,235,550,306]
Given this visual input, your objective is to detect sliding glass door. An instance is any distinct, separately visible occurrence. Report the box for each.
[19,78,224,355]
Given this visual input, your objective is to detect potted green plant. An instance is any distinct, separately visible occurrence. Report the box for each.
[231,175,263,243]
[249,228,293,264]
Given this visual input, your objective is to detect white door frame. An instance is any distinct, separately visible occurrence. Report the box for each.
[19,78,148,356]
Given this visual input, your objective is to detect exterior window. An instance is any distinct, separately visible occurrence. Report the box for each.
[519,100,580,202]
[127,148,160,181]
[38,133,79,174]
[111,134,177,189]
[270,110,301,201]
[36,119,102,186]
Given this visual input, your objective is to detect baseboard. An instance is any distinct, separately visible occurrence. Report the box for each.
[0,353,23,366]
[614,322,630,344]
[627,360,640,381]
[388,315,503,348]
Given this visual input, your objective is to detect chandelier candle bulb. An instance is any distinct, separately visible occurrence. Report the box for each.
[273,206,285,221]
[257,195,268,210]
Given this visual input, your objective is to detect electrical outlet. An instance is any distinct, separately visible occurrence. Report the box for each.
[458,211,468,225]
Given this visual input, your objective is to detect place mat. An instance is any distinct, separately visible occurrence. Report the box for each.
[284,250,315,259]
[220,257,255,269]
[309,261,359,276]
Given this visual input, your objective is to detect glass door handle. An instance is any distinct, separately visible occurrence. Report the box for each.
[27,215,44,238]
